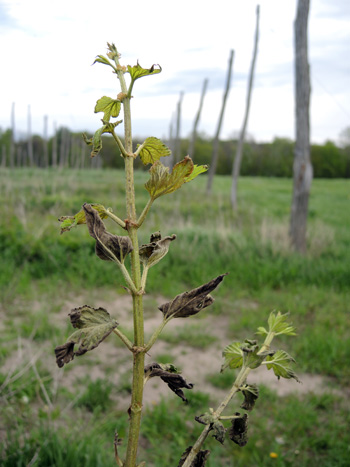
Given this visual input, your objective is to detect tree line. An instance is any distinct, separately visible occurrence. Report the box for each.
[0,127,349,178]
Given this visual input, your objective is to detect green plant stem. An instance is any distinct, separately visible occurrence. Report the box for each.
[113,329,133,351]
[114,48,146,466]
[144,317,171,353]
[181,333,276,467]
[105,210,126,229]
[111,129,128,158]
[140,265,149,292]
[137,198,154,228]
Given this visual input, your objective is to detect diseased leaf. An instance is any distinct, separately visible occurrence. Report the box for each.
[127,62,162,82]
[83,203,133,262]
[144,362,193,402]
[265,350,301,382]
[159,274,227,319]
[55,306,118,368]
[228,413,249,447]
[195,413,226,444]
[178,447,210,467]
[95,96,121,122]
[144,156,208,200]
[137,137,171,165]
[83,120,122,157]
[139,232,176,268]
[58,203,110,234]
[240,384,259,411]
[221,342,244,372]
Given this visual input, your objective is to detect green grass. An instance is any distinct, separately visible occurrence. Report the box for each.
[0,167,349,466]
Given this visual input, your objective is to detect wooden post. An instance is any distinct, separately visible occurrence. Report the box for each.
[231,5,260,210]
[188,78,208,159]
[290,0,312,253]
[207,49,234,193]
[173,91,184,164]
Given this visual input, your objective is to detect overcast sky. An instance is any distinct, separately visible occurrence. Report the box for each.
[1,0,349,145]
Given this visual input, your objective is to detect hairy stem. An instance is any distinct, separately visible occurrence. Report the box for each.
[137,198,154,228]
[113,328,133,351]
[112,47,145,466]
[105,210,126,229]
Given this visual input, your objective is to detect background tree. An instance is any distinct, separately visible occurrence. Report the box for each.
[290,0,312,253]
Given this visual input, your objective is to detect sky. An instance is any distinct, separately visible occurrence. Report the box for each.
[0,0,349,145]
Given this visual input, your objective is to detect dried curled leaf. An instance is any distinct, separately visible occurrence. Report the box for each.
[195,413,226,444]
[58,203,110,234]
[83,120,122,157]
[55,306,118,368]
[228,413,249,447]
[240,384,259,411]
[159,274,227,319]
[83,203,133,262]
[139,232,176,268]
[144,363,193,402]
[144,156,208,200]
[178,447,210,467]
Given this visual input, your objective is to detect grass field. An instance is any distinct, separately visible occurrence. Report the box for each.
[0,168,349,466]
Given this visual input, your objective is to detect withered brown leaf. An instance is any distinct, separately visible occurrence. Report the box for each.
[228,413,249,447]
[139,232,176,268]
[83,203,133,262]
[144,363,193,402]
[159,274,228,319]
[55,305,118,368]
[178,446,210,467]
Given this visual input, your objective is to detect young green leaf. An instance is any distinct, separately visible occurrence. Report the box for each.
[83,203,133,262]
[93,54,116,70]
[184,164,209,182]
[55,306,118,368]
[240,384,259,411]
[267,311,297,336]
[159,274,227,319]
[58,203,111,234]
[178,447,210,467]
[127,62,162,82]
[265,350,300,382]
[144,363,193,402]
[95,96,121,122]
[221,342,244,372]
[139,232,176,268]
[136,137,171,165]
[242,342,274,370]
[144,156,207,200]
[83,120,122,157]
[228,413,249,447]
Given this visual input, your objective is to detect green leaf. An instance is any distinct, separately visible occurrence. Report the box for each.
[83,120,122,157]
[221,342,244,372]
[184,164,209,182]
[240,384,259,411]
[94,96,121,122]
[256,326,268,336]
[228,413,249,447]
[242,342,274,370]
[83,203,133,262]
[265,350,300,382]
[58,203,111,234]
[145,156,207,200]
[268,311,296,336]
[93,54,114,67]
[137,137,171,165]
[159,274,227,319]
[139,232,176,268]
[55,306,118,367]
[127,62,162,82]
